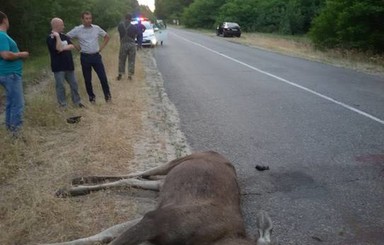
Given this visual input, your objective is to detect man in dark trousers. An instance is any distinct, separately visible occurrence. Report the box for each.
[136,19,146,50]
[67,11,111,103]
[47,17,84,108]
[117,14,139,80]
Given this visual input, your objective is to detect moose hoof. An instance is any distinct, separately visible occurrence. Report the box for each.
[55,188,70,198]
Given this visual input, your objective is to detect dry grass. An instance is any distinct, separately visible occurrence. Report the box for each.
[0,32,150,245]
[233,33,384,75]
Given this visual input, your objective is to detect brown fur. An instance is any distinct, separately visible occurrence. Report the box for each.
[110,151,257,245]
[45,151,273,245]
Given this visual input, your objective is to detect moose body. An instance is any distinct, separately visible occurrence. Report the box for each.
[46,151,272,245]
[111,151,254,245]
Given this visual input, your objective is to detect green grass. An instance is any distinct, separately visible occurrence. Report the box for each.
[22,47,50,86]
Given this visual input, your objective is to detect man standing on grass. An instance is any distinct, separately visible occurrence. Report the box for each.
[0,11,29,134]
[117,13,139,81]
[47,17,84,108]
[67,11,111,103]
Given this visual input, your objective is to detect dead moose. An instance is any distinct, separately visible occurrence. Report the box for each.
[45,151,273,245]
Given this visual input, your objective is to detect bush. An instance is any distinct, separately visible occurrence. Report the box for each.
[309,0,384,53]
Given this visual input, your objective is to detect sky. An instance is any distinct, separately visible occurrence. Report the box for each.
[138,0,155,11]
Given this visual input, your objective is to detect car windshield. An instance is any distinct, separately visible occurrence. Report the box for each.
[226,23,239,28]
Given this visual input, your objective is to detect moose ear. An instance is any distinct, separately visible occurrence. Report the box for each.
[255,210,273,245]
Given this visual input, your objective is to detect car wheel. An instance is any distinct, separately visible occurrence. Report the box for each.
[223,32,227,37]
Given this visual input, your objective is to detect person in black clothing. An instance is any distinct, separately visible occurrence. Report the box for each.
[47,17,83,107]
[117,14,139,80]
[136,20,146,50]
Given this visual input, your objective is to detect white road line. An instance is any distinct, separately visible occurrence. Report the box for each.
[172,33,384,126]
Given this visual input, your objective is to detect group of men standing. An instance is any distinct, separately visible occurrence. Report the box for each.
[48,11,112,107]
[0,10,145,136]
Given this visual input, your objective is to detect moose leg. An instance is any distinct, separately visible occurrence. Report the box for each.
[72,175,166,186]
[40,217,142,245]
[71,155,194,185]
[109,213,157,245]
[255,210,273,245]
[71,176,131,185]
[126,154,196,178]
[57,179,162,197]
[59,154,195,197]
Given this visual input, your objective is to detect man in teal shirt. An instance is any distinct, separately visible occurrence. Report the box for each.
[0,11,29,134]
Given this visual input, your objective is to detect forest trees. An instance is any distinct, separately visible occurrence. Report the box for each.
[157,0,383,53]
[155,0,193,22]
[1,0,382,53]
[1,0,140,52]
[309,0,384,52]
[181,0,324,34]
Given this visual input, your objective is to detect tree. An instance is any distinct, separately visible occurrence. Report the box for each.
[1,0,139,52]
[254,0,287,33]
[216,0,260,32]
[90,0,139,29]
[182,0,227,28]
[280,0,325,35]
[310,0,384,53]
[155,0,192,22]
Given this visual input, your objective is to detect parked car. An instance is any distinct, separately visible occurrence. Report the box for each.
[131,20,167,47]
[216,22,241,37]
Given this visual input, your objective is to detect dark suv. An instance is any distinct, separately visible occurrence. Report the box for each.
[216,22,241,37]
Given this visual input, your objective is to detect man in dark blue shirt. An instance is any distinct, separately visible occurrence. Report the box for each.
[47,17,83,108]
[136,20,146,50]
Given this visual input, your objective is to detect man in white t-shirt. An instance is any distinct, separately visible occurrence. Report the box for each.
[67,11,111,103]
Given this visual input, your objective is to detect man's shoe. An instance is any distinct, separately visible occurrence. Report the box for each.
[117,74,122,80]
[90,98,96,104]
[78,103,85,108]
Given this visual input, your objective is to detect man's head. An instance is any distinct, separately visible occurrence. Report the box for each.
[81,11,93,27]
[0,11,9,31]
[125,14,132,21]
[51,18,64,32]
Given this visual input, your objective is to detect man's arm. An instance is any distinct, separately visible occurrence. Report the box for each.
[99,33,110,52]
[0,35,29,60]
[52,32,74,52]
[0,51,29,60]
[66,27,80,51]
[117,22,125,39]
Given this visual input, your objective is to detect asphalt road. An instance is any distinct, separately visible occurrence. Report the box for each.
[153,27,384,245]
